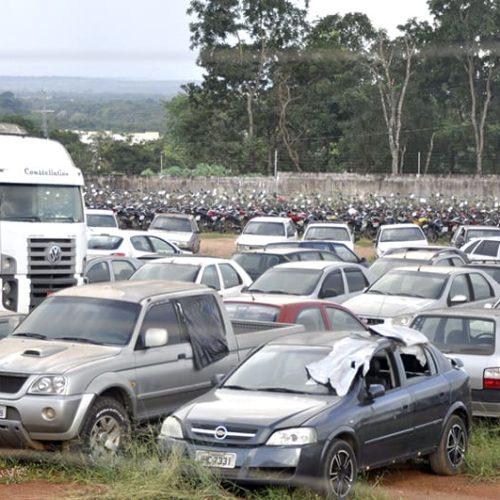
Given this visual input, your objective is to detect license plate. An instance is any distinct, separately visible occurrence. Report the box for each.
[195,450,237,469]
[0,405,6,419]
[442,227,448,232]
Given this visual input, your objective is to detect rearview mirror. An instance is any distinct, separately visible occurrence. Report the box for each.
[145,328,168,348]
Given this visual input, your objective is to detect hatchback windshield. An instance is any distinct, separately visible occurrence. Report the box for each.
[150,217,192,232]
[13,296,140,346]
[87,214,117,228]
[88,235,123,250]
[130,262,200,282]
[243,221,285,236]
[305,226,350,241]
[249,267,322,295]
[412,315,495,355]
[223,345,335,395]
[367,270,446,299]
[380,227,425,242]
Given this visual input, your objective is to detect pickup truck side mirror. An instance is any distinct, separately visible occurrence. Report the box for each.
[144,328,168,348]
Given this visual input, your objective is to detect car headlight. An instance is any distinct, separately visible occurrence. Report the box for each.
[160,416,184,439]
[391,314,413,327]
[266,427,317,446]
[28,376,67,395]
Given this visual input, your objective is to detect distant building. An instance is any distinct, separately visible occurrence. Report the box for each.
[73,130,160,144]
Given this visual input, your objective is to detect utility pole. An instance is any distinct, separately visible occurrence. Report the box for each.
[33,89,54,138]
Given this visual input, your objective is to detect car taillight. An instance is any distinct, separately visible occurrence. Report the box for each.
[483,368,500,389]
[111,252,126,256]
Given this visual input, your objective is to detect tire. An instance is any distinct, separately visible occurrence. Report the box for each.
[429,414,467,475]
[79,397,130,461]
[322,439,358,499]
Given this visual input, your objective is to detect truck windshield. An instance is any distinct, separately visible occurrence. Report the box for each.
[13,296,140,346]
[0,184,84,222]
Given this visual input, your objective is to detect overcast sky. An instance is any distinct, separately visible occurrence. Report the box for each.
[0,0,431,81]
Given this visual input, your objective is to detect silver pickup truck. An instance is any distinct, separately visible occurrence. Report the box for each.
[0,280,303,456]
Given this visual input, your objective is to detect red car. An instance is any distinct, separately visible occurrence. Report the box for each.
[224,295,365,332]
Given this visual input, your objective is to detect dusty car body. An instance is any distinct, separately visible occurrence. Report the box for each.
[158,326,471,497]
[411,307,500,417]
[148,213,201,253]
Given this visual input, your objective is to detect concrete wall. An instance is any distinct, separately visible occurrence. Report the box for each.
[86,173,499,199]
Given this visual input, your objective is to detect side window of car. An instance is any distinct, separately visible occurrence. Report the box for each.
[201,265,221,290]
[111,260,137,281]
[469,273,494,300]
[320,270,345,298]
[325,307,365,332]
[131,236,152,252]
[298,251,322,261]
[86,262,111,283]
[148,236,176,254]
[463,239,480,254]
[449,256,466,266]
[448,274,471,302]
[365,350,399,390]
[398,346,433,385]
[320,251,339,261]
[296,308,326,332]
[286,222,296,237]
[137,301,184,349]
[344,268,368,293]
[475,240,500,257]
[219,263,242,289]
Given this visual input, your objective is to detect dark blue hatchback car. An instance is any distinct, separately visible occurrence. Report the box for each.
[158,326,471,498]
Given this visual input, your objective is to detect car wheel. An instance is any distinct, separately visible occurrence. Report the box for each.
[322,439,357,499]
[429,414,467,475]
[79,397,130,460]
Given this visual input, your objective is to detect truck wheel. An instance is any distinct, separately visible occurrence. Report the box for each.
[79,397,130,460]
[429,414,467,475]
[322,439,357,499]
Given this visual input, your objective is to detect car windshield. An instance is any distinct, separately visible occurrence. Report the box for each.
[306,226,350,241]
[0,184,84,223]
[249,267,322,295]
[223,345,336,395]
[232,253,282,276]
[150,217,192,232]
[88,235,123,250]
[87,214,117,228]
[130,262,200,282]
[465,229,500,242]
[412,315,495,355]
[224,302,280,322]
[369,258,427,280]
[13,296,140,346]
[243,221,285,236]
[368,270,446,299]
[380,227,425,242]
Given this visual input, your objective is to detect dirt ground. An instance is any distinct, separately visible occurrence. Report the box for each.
[0,236,496,499]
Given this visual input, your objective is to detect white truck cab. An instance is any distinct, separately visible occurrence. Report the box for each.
[0,125,87,312]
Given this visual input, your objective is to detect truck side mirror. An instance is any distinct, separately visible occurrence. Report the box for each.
[144,328,168,348]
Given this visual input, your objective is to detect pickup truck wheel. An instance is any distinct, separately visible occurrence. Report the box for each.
[429,414,467,475]
[80,397,130,460]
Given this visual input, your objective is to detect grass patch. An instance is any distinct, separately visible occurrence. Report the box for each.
[466,420,500,481]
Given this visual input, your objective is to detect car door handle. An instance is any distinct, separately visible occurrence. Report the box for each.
[177,353,186,360]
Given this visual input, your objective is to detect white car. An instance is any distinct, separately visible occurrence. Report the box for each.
[244,261,374,304]
[343,265,500,327]
[302,222,354,250]
[87,230,185,259]
[460,236,500,261]
[374,223,428,257]
[451,225,500,247]
[129,256,252,297]
[235,216,298,251]
[85,208,120,231]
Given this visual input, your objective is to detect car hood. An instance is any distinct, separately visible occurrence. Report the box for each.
[0,338,121,374]
[344,293,436,319]
[182,388,335,430]
[377,240,428,256]
[236,234,291,248]
[148,230,192,243]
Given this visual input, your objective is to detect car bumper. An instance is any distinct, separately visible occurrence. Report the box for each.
[158,436,323,487]
[0,393,95,448]
[471,389,500,417]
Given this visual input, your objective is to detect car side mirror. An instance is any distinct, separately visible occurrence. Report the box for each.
[211,373,226,387]
[450,357,464,369]
[450,294,468,305]
[367,383,386,399]
[241,285,249,293]
[144,328,168,348]
[320,288,338,298]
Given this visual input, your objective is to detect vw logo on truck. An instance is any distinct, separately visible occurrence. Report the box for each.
[46,244,62,265]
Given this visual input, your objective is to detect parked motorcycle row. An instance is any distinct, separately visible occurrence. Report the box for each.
[84,184,500,240]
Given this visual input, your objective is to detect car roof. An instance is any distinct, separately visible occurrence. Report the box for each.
[236,248,330,256]
[246,216,291,223]
[85,208,115,215]
[224,295,347,307]
[153,213,193,220]
[464,236,500,241]
[266,329,384,348]
[87,255,142,265]
[387,265,464,275]
[271,261,354,271]
[306,222,350,228]
[413,307,500,320]
[381,248,463,260]
[461,225,500,231]
[142,256,231,265]
[55,280,205,302]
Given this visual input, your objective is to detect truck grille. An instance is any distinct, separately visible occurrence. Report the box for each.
[28,238,77,309]
[0,374,28,394]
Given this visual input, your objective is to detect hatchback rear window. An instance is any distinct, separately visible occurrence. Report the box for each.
[224,303,279,322]
[88,235,123,250]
